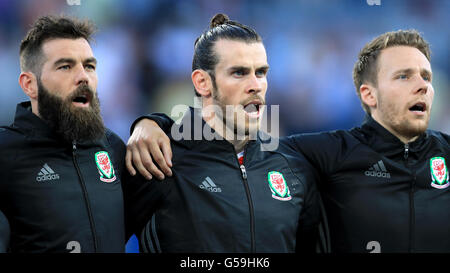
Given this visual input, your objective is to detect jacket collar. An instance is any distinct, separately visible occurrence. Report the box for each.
[12,101,105,146]
[12,101,57,139]
[357,114,429,154]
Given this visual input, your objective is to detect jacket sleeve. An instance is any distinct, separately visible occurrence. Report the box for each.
[285,132,347,177]
[437,132,449,146]
[105,129,173,239]
[0,210,10,253]
[122,170,173,240]
[295,169,321,253]
[129,113,175,136]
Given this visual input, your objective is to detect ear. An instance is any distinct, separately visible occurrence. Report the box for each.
[191,69,212,98]
[18,72,38,100]
[360,83,377,110]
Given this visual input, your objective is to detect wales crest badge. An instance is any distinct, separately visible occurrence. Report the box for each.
[95,151,117,183]
[267,171,292,201]
[430,157,449,189]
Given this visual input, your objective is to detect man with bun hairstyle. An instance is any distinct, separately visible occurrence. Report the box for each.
[127,29,450,252]
[123,13,321,253]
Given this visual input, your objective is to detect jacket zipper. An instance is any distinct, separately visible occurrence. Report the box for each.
[404,144,409,160]
[404,143,415,252]
[237,146,256,253]
[72,141,99,252]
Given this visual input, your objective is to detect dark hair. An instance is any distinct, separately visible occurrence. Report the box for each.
[20,15,95,76]
[192,13,262,96]
[352,29,431,113]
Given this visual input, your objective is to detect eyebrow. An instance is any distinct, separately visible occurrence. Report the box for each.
[53,57,97,67]
[393,68,432,76]
[227,65,270,72]
[257,65,270,71]
[84,57,97,65]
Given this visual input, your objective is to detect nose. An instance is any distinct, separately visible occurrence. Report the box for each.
[75,64,89,86]
[246,74,263,94]
[414,76,429,95]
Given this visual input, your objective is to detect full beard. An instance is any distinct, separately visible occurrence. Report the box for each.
[37,80,105,143]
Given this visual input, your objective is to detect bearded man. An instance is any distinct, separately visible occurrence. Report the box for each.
[0,15,126,253]
[122,13,320,253]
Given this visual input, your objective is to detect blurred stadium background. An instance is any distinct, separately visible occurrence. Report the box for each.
[0,0,448,253]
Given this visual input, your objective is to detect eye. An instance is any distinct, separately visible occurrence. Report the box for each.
[85,64,96,71]
[58,65,70,70]
[397,74,409,80]
[256,69,267,78]
[232,69,245,77]
[422,75,431,82]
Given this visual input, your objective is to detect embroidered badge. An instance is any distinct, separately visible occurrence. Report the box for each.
[95,151,116,183]
[430,157,449,189]
[267,171,292,201]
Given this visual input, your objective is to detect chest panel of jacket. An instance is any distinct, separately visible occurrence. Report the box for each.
[0,136,124,252]
[321,134,449,253]
[152,141,312,253]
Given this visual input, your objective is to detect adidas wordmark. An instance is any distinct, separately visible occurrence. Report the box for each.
[365,160,391,179]
[36,163,60,182]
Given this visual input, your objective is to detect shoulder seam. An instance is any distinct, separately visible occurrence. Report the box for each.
[430,131,449,149]
[332,131,364,172]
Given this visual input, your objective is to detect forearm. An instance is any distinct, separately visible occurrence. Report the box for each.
[130,113,175,135]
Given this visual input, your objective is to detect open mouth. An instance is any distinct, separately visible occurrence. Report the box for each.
[243,101,262,118]
[72,92,92,107]
[409,102,426,113]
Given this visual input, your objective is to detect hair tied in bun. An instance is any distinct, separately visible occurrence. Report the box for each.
[210,13,229,28]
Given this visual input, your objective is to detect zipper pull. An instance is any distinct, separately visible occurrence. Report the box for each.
[72,141,77,153]
[240,165,247,179]
[404,143,409,160]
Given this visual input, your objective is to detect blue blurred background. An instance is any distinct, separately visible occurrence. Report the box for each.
[0,0,448,252]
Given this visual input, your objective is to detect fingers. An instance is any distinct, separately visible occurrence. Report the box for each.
[150,140,172,178]
[131,145,153,180]
[161,139,173,168]
[139,141,165,180]
[126,118,173,181]
[127,140,167,180]
[125,147,136,176]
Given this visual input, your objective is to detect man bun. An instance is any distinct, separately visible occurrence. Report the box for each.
[210,13,229,28]
[193,13,261,96]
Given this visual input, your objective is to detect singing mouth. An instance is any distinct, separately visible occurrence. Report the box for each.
[72,90,92,107]
[243,100,263,118]
[409,102,426,113]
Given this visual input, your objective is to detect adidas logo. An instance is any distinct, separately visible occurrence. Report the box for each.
[365,160,391,179]
[36,163,60,182]
[199,177,222,192]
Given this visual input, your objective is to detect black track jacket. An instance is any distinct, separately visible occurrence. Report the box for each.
[288,115,450,253]
[140,112,449,253]
[123,108,320,253]
[0,102,126,252]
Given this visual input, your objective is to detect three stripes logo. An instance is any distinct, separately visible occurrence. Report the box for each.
[199,177,222,192]
[36,163,60,182]
[365,160,391,179]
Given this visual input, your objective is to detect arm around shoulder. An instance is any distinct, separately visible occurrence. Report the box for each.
[286,131,349,176]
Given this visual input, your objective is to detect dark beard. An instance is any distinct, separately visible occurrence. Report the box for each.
[211,85,263,136]
[37,80,105,143]
[211,86,242,135]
